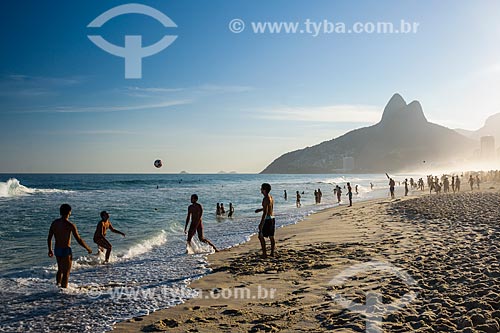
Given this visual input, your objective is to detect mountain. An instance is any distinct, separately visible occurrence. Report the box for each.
[455,113,500,143]
[261,93,477,174]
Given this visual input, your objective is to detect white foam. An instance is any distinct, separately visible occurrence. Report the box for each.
[186,239,214,255]
[0,178,72,198]
[120,230,167,259]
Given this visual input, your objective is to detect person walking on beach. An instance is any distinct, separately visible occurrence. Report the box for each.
[455,176,461,192]
[443,177,450,193]
[469,175,474,191]
[284,190,287,201]
[404,178,409,196]
[255,183,275,259]
[418,178,424,191]
[93,211,125,264]
[47,204,92,288]
[296,191,301,207]
[185,194,218,252]
[476,175,480,190]
[452,176,455,193]
[228,203,234,218]
[386,173,396,199]
[346,182,353,207]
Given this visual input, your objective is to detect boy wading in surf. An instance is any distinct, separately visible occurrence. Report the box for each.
[93,211,125,263]
[255,183,275,259]
[184,194,218,252]
[47,204,92,288]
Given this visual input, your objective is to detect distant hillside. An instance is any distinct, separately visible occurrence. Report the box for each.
[261,93,477,174]
[455,113,500,143]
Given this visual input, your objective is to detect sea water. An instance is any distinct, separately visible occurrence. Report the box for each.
[0,173,411,332]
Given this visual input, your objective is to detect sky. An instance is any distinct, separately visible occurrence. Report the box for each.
[1,0,500,173]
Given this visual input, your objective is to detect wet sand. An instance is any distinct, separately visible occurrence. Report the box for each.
[113,185,500,332]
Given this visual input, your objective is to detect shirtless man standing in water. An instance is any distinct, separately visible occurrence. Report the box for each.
[47,204,92,288]
[184,194,218,252]
[255,183,275,259]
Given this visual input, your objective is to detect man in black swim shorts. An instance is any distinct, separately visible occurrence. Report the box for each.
[255,183,275,259]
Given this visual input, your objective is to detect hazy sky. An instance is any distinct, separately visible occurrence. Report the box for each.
[1,0,500,173]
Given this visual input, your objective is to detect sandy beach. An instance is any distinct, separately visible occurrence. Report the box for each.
[113,185,500,333]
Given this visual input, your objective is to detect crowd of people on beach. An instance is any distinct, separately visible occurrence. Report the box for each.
[47,170,500,289]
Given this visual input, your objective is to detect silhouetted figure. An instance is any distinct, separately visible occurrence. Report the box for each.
[185,194,218,252]
[435,182,442,194]
[451,176,455,193]
[216,203,221,216]
[220,203,226,215]
[317,188,322,203]
[389,178,396,198]
[476,175,480,190]
[284,190,287,201]
[346,182,353,207]
[296,191,301,208]
[443,177,450,193]
[370,183,374,190]
[228,203,234,218]
[469,175,474,191]
[418,178,424,191]
[336,185,342,203]
[255,183,275,259]
[404,178,409,196]
[355,185,358,195]
[455,176,461,192]
[314,190,318,204]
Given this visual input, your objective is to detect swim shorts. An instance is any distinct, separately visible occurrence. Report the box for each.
[94,236,112,250]
[261,218,275,238]
[54,247,72,258]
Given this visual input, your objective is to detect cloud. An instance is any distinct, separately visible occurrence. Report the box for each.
[50,99,191,113]
[6,74,82,86]
[254,104,381,123]
[127,86,185,93]
[123,84,253,97]
[0,74,84,97]
[42,130,137,135]
[11,99,191,114]
[198,84,254,94]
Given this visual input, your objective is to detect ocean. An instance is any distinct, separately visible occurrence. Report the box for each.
[0,173,410,332]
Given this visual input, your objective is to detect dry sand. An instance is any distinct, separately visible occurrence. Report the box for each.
[113,186,500,333]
